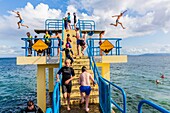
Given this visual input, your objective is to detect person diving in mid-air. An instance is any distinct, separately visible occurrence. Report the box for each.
[12,10,29,29]
[110,10,127,29]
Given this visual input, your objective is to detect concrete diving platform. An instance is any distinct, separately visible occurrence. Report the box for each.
[34,29,105,34]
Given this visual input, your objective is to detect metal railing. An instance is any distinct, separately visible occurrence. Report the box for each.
[138,100,170,113]
[87,38,122,56]
[45,19,63,30]
[46,20,64,113]
[46,108,53,113]
[21,38,60,57]
[78,19,95,31]
[78,19,96,38]
[87,41,127,113]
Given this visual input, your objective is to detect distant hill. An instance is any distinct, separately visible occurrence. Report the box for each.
[139,53,170,56]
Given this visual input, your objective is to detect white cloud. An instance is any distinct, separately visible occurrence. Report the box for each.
[1,1,170,57]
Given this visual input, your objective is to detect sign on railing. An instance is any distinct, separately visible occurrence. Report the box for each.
[100,40,114,55]
[32,40,48,52]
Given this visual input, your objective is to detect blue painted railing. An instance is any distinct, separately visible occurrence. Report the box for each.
[87,38,122,56]
[138,100,170,113]
[78,19,95,38]
[46,108,53,113]
[87,40,127,113]
[45,19,63,30]
[21,38,59,57]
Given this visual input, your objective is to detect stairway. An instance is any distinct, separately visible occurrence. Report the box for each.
[60,56,100,112]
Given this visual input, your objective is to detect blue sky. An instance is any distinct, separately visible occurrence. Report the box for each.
[0,0,170,57]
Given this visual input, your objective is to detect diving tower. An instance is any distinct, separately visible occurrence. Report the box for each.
[17,18,128,113]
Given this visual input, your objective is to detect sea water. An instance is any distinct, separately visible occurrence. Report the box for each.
[0,56,170,113]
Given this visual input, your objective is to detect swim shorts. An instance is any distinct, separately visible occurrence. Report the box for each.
[19,20,24,24]
[80,40,85,46]
[62,84,72,94]
[116,19,119,23]
[66,42,72,48]
[68,20,71,23]
[77,39,81,45]
[80,86,91,95]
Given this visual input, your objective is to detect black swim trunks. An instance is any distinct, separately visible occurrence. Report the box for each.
[62,84,72,93]
[57,66,75,93]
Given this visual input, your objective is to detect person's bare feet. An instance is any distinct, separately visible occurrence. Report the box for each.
[67,106,71,111]
[85,108,89,112]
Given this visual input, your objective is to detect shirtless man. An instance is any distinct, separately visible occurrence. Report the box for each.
[79,66,95,112]
[110,10,127,29]
[12,10,29,29]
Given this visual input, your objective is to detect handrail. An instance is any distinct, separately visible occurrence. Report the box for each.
[21,38,59,57]
[45,19,63,30]
[86,38,122,56]
[138,100,170,113]
[87,39,126,113]
[53,19,64,113]
[45,19,64,113]
[46,108,53,113]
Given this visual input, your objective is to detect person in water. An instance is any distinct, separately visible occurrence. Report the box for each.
[62,44,74,65]
[20,100,43,113]
[12,10,29,29]
[110,11,126,29]
[56,59,75,111]
[79,66,95,112]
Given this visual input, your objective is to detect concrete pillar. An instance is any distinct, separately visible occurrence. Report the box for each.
[48,68,54,92]
[37,65,46,112]
[96,63,110,81]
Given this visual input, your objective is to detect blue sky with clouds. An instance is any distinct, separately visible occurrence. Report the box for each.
[0,0,170,57]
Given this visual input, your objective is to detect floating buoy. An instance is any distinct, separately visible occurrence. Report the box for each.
[156,79,160,84]
[161,75,165,79]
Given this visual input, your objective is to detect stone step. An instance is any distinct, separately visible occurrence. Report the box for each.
[60,104,101,113]
[73,56,89,59]
[72,65,90,70]
[74,70,93,75]
[61,95,99,105]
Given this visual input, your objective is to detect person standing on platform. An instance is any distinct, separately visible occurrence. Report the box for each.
[99,31,105,56]
[73,12,77,29]
[56,59,75,111]
[79,66,95,112]
[64,17,68,30]
[51,32,63,56]
[26,32,33,56]
[67,12,72,30]
[44,31,51,57]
